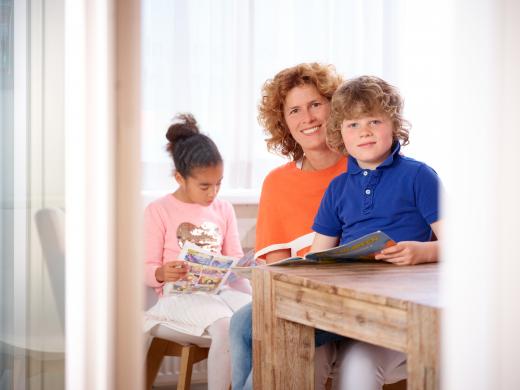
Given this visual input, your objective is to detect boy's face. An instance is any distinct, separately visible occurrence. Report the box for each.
[340,113,394,170]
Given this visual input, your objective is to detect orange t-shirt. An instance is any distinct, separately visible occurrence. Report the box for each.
[255,156,347,258]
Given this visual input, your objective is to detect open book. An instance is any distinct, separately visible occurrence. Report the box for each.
[230,231,396,279]
[267,230,396,266]
[163,242,240,295]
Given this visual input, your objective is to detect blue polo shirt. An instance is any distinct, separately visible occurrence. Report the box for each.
[312,142,440,244]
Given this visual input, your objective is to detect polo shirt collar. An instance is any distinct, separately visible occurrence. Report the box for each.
[347,141,401,174]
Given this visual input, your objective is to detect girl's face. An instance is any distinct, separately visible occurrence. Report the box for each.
[340,113,394,170]
[283,84,330,155]
[175,163,223,206]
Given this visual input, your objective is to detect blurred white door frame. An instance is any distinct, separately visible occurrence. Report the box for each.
[64,0,142,389]
[442,1,520,389]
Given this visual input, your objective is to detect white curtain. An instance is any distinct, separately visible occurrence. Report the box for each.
[141,0,406,198]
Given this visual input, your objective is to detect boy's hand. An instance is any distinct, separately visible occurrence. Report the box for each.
[374,241,438,265]
[155,260,189,283]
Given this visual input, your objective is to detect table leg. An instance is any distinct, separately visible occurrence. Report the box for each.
[252,269,315,389]
[407,303,440,390]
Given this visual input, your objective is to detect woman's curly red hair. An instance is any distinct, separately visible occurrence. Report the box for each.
[258,63,343,161]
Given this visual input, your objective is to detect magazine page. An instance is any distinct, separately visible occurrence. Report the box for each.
[229,253,268,280]
[163,242,239,295]
[305,231,395,261]
[227,250,257,282]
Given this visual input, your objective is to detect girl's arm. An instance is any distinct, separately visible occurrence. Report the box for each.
[221,201,252,293]
[375,220,442,265]
[221,201,244,258]
[144,204,168,288]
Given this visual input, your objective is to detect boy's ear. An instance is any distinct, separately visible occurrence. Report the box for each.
[174,171,185,186]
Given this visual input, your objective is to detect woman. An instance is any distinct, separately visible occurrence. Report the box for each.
[229,62,346,390]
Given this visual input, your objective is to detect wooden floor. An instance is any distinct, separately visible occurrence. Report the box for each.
[153,384,207,390]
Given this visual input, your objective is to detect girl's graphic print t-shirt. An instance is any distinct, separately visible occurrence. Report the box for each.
[144,194,243,295]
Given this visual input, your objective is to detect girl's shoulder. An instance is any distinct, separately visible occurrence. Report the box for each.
[209,198,234,215]
[145,193,175,209]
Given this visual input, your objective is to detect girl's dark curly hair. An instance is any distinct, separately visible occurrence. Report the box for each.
[165,113,222,177]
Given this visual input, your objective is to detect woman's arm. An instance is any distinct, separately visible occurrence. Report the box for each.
[265,249,292,264]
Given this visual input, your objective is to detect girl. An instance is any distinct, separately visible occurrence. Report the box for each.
[144,113,251,390]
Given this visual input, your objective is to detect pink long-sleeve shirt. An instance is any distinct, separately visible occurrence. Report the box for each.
[144,194,243,295]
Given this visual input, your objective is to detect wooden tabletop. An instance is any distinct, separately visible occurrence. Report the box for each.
[264,262,440,308]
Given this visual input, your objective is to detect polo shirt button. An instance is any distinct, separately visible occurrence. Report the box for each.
[365,189,371,195]
[363,171,368,176]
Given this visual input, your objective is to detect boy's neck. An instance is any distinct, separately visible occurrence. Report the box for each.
[302,149,342,172]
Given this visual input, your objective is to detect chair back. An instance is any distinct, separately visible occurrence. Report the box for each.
[35,208,65,331]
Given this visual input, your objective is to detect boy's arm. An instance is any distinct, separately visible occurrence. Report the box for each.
[430,220,441,240]
[311,233,340,253]
[375,221,442,265]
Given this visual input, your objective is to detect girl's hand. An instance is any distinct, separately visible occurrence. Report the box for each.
[155,260,189,283]
[374,241,438,266]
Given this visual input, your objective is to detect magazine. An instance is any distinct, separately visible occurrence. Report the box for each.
[163,242,240,295]
[266,230,396,266]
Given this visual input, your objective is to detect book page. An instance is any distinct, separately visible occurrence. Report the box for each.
[306,231,395,261]
[263,231,396,266]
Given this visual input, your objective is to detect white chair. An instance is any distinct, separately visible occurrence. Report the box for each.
[0,208,66,387]
[144,287,212,390]
[35,208,66,331]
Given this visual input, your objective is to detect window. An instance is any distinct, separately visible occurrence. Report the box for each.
[141,0,408,202]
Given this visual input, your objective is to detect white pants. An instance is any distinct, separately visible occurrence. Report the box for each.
[332,340,407,390]
[206,317,233,390]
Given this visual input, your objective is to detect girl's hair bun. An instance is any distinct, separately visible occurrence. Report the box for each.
[165,113,200,146]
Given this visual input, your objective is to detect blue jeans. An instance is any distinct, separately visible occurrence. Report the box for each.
[229,302,345,390]
[230,303,253,390]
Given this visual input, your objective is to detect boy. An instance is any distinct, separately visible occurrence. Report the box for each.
[311,75,441,388]
[312,75,441,264]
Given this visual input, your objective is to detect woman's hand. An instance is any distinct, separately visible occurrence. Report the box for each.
[155,260,189,283]
[374,241,438,266]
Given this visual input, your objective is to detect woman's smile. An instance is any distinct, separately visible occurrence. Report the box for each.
[301,125,321,135]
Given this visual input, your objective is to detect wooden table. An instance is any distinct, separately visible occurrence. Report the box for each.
[252,262,440,390]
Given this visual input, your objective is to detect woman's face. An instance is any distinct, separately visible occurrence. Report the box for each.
[283,84,331,155]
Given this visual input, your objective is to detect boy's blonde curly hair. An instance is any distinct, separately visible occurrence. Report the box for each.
[258,63,343,161]
[327,75,410,156]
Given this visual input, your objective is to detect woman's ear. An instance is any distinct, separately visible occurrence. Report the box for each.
[174,171,185,187]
